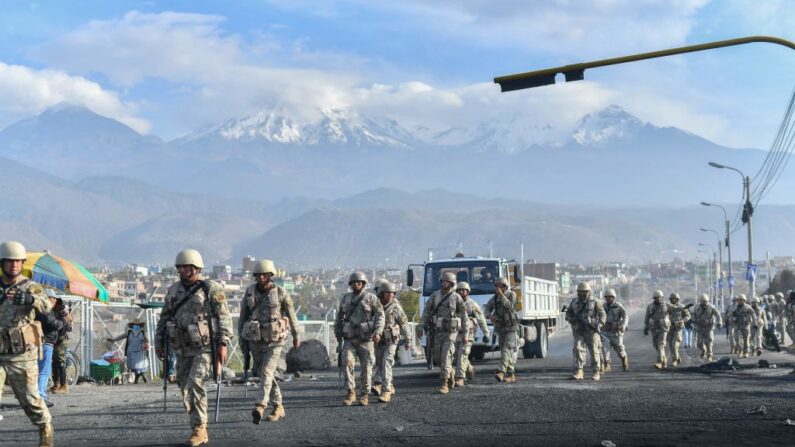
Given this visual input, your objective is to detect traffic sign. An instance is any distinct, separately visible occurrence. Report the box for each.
[745,264,758,282]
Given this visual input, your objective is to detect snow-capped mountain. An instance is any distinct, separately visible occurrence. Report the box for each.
[571,104,649,146]
[420,112,561,153]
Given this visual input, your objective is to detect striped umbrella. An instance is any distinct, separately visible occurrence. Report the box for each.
[22,252,109,302]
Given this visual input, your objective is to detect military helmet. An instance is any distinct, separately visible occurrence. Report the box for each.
[253,259,277,276]
[440,272,456,284]
[348,271,368,284]
[736,294,747,302]
[653,290,664,299]
[495,277,509,287]
[0,241,26,261]
[775,292,785,300]
[750,296,760,304]
[789,290,795,300]
[456,281,471,292]
[604,289,616,298]
[669,292,680,301]
[698,293,709,303]
[175,249,204,269]
[379,281,397,294]
[373,278,387,293]
[576,282,591,292]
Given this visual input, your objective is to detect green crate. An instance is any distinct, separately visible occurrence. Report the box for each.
[90,362,122,380]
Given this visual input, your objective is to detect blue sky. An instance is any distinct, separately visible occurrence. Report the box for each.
[0,0,793,148]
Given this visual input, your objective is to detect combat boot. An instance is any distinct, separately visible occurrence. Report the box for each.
[602,362,611,373]
[504,373,516,383]
[388,385,395,396]
[251,405,266,425]
[53,383,69,394]
[572,369,584,380]
[266,404,285,422]
[378,390,392,403]
[621,356,629,371]
[447,371,454,389]
[438,379,449,394]
[359,394,369,406]
[672,359,680,368]
[756,349,762,356]
[343,389,356,406]
[38,423,53,447]
[495,371,505,382]
[592,370,601,381]
[371,382,382,396]
[455,378,465,387]
[187,424,208,447]
[465,364,475,380]
[654,362,664,370]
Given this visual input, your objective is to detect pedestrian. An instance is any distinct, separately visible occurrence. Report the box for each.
[372,281,411,403]
[565,282,606,380]
[600,289,628,373]
[775,292,788,344]
[155,249,232,447]
[454,281,490,384]
[485,277,519,383]
[666,293,691,367]
[0,241,54,446]
[683,305,695,350]
[239,259,300,424]
[692,293,722,362]
[35,291,70,407]
[644,290,671,369]
[731,294,755,358]
[334,271,384,406]
[420,272,468,394]
[50,298,73,395]
[750,296,766,356]
[107,318,150,384]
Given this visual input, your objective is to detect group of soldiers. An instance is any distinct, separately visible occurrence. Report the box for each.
[725,292,793,357]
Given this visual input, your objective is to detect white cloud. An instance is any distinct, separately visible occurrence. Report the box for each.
[0,62,149,133]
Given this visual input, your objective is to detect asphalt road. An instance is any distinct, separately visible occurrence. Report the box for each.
[3,309,795,446]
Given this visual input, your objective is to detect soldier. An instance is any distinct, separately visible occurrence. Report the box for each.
[731,294,755,358]
[787,291,795,348]
[565,282,606,381]
[420,272,468,394]
[775,292,788,344]
[155,249,233,447]
[454,281,490,385]
[0,241,53,447]
[372,281,411,403]
[485,277,519,383]
[693,293,722,361]
[644,290,672,369]
[600,289,628,373]
[334,271,385,406]
[666,293,691,367]
[239,259,300,424]
[725,296,739,354]
[750,296,767,356]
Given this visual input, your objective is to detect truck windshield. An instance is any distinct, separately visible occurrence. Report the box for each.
[423,261,500,296]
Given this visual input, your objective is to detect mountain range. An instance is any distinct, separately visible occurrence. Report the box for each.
[0,103,792,267]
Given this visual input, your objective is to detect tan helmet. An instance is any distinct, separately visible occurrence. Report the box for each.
[440,272,456,285]
[373,278,387,293]
[348,271,368,284]
[653,290,664,299]
[775,292,785,300]
[736,294,747,302]
[699,293,709,303]
[495,277,509,287]
[175,249,204,269]
[0,241,26,261]
[750,296,760,304]
[669,292,680,301]
[456,281,471,292]
[604,289,616,298]
[379,281,397,294]
[576,282,591,292]
[253,259,277,276]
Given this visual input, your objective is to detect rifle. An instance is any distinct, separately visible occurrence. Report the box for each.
[337,340,344,389]
[425,326,435,370]
[162,334,169,412]
[242,342,250,398]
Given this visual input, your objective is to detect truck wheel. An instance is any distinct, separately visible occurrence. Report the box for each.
[522,325,536,359]
[534,322,548,359]
[470,349,485,362]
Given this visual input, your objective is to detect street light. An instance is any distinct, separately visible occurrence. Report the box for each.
[708,162,754,298]
[700,228,725,312]
[700,201,734,300]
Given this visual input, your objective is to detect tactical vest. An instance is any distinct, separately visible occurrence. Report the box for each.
[0,279,45,355]
[694,304,717,328]
[647,303,671,331]
[604,302,625,332]
[464,299,481,337]
[732,305,755,327]
[340,292,378,341]
[164,282,217,352]
[382,300,404,344]
[428,291,463,333]
[569,297,598,332]
[240,285,289,344]
[669,304,688,329]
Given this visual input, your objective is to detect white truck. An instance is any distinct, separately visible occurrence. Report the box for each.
[407,255,560,360]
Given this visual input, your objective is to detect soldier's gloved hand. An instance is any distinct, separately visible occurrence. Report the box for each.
[643,328,649,336]
[12,291,33,306]
[482,335,490,344]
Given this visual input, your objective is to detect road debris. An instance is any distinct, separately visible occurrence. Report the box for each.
[747,405,767,415]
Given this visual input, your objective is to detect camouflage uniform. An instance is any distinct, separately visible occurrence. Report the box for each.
[644,302,672,367]
[666,303,691,365]
[750,302,767,355]
[238,283,298,414]
[786,300,795,346]
[0,279,52,429]
[455,298,490,380]
[485,290,519,377]
[731,303,755,357]
[373,299,410,394]
[693,301,721,360]
[601,300,628,369]
[421,289,468,384]
[155,280,233,429]
[776,296,788,343]
[335,289,385,396]
[565,296,606,374]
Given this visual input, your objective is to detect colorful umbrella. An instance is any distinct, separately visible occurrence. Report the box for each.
[22,252,109,302]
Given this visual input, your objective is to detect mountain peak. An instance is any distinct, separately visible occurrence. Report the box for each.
[571,105,648,146]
